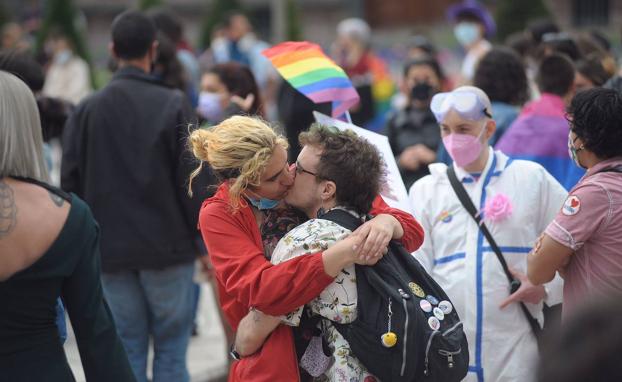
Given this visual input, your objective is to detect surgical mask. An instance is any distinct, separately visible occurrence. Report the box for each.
[247,196,280,210]
[443,122,487,167]
[411,82,434,102]
[54,50,72,65]
[568,133,586,169]
[197,91,223,122]
[454,22,481,47]
[431,90,492,122]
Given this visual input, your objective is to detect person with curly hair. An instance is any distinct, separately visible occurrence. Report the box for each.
[474,47,529,145]
[188,115,424,381]
[528,87,622,320]
[232,124,391,381]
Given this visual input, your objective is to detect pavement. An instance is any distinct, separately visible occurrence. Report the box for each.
[64,282,229,382]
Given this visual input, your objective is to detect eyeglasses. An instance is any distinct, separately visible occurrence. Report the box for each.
[295,161,317,177]
[430,90,492,122]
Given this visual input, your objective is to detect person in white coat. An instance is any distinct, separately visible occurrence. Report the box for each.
[409,86,566,382]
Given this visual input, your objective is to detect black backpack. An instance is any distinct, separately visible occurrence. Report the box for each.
[320,208,469,382]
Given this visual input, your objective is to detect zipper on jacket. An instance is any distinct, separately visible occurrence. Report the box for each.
[398,289,410,377]
[423,330,438,376]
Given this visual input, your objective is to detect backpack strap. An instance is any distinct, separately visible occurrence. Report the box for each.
[446,166,541,337]
[317,208,365,232]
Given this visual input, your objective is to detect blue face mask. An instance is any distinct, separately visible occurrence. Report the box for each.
[54,50,72,65]
[454,22,481,47]
[247,196,280,210]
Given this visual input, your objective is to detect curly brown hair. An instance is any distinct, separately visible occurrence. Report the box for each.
[298,124,385,214]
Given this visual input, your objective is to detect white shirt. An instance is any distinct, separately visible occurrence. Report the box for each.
[410,148,566,382]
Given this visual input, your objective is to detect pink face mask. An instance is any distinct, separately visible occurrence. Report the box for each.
[442,124,486,167]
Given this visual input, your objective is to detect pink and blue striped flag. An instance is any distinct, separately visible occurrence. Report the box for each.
[262,41,360,118]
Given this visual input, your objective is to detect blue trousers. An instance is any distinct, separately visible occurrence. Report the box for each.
[102,261,195,382]
[55,298,67,343]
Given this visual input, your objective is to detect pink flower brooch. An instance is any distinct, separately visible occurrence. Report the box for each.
[479,193,513,223]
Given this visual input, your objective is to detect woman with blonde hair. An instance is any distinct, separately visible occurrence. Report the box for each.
[189,115,423,381]
[0,70,135,381]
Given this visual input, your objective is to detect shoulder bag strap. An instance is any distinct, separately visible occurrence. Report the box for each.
[446,166,541,336]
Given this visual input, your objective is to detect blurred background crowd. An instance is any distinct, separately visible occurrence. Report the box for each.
[3,0,622,381]
[1,0,621,189]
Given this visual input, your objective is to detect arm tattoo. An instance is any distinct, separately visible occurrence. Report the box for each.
[0,180,17,238]
[48,191,64,207]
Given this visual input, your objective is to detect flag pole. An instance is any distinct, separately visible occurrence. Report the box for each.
[345,111,353,124]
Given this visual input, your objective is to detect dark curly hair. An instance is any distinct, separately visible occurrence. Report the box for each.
[474,47,529,106]
[299,124,385,215]
[567,87,622,159]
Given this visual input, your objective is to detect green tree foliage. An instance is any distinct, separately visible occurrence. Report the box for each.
[285,0,302,41]
[139,0,164,11]
[35,0,95,86]
[200,0,243,49]
[494,0,552,41]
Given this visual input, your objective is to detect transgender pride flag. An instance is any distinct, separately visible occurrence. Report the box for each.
[262,41,360,118]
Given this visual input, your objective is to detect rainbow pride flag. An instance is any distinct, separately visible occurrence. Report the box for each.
[262,41,360,118]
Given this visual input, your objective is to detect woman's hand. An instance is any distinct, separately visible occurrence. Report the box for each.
[230,93,255,112]
[354,214,403,263]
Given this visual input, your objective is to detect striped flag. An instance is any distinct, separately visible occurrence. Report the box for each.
[262,41,360,118]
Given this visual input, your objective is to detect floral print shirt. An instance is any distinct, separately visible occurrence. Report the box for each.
[271,217,375,382]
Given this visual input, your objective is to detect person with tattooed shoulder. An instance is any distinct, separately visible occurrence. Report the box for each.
[0,71,135,381]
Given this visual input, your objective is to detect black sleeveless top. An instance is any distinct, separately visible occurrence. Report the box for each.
[0,177,135,382]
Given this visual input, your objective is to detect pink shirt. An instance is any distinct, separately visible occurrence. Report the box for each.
[545,157,622,319]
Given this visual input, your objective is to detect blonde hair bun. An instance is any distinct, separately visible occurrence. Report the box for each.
[187,116,288,208]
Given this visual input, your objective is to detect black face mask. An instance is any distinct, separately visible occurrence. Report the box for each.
[411,82,434,102]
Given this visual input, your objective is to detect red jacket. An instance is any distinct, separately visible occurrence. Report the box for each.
[199,184,424,381]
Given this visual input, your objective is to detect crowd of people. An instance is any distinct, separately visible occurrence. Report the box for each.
[2,1,622,381]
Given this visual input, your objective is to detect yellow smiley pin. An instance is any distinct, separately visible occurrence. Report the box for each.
[381,332,398,347]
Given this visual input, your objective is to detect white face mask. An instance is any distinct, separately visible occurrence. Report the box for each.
[454,22,481,47]
[197,91,223,122]
[567,132,586,169]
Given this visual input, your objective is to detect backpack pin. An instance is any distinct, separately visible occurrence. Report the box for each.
[408,282,425,297]
[381,332,397,347]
